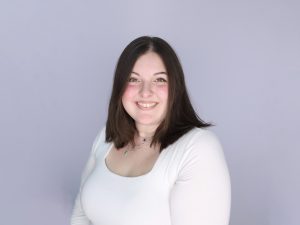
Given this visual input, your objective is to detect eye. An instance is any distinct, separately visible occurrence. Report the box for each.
[154,77,167,83]
[128,77,140,83]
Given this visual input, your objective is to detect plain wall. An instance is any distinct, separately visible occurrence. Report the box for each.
[0,0,299,225]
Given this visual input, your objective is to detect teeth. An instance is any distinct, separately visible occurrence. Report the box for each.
[137,102,157,108]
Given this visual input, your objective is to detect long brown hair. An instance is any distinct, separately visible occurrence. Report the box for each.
[106,36,212,152]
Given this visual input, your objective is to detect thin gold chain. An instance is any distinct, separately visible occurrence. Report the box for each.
[123,136,153,157]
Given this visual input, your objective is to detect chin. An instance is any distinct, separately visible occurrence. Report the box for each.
[135,119,162,127]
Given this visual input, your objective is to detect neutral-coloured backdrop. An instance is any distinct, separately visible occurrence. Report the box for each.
[1,0,299,225]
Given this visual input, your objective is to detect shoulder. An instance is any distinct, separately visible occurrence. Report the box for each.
[187,127,224,156]
[174,127,226,170]
[91,126,106,155]
[167,127,223,156]
[176,127,222,150]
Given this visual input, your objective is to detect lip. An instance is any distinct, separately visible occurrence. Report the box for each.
[136,101,158,110]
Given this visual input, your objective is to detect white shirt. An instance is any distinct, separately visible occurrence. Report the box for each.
[71,127,231,225]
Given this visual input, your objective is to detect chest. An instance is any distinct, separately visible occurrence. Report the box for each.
[105,145,161,177]
[80,142,176,225]
[81,168,171,225]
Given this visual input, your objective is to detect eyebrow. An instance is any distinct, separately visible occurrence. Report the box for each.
[131,71,168,76]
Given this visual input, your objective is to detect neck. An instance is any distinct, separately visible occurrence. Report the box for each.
[135,124,157,138]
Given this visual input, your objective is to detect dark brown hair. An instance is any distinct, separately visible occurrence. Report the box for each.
[106,36,213,152]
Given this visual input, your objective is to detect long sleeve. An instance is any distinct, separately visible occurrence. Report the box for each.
[169,130,231,225]
[70,128,105,225]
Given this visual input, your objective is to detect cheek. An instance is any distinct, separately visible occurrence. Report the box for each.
[156,85,168,100]
[122,85,138,101]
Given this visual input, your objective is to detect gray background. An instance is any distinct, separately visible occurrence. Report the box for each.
[1,0,299,225]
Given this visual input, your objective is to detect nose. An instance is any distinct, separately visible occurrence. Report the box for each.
[139,81,153,98]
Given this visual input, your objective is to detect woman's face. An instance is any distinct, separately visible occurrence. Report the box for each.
[122,51,169,132]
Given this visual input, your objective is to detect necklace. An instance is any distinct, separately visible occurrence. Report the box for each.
[123,135,153,157]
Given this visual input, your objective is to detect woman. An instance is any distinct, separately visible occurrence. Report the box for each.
[71,36,231,225]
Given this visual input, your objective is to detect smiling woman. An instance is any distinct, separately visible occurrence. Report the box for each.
[122,52,169,135]
[71,36,231,225]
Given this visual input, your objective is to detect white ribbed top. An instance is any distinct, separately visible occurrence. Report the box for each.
[71,127,231,225]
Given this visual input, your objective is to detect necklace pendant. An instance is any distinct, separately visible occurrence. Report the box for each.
[124,150,128,157]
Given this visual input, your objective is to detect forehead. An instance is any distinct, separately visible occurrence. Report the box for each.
[132,52,167,73]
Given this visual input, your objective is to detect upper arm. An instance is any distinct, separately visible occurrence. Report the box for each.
[79,127,105,185]
[169,130,231,225]
[70,127,105,225]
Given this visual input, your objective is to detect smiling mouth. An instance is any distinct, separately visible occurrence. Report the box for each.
[136,102,158,109]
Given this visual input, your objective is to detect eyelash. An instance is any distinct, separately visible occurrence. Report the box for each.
[154,78,167,83]
[128,77,139,82]
[128,77,167,83]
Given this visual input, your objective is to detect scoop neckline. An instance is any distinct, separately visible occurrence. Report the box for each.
[103,143,165,180]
